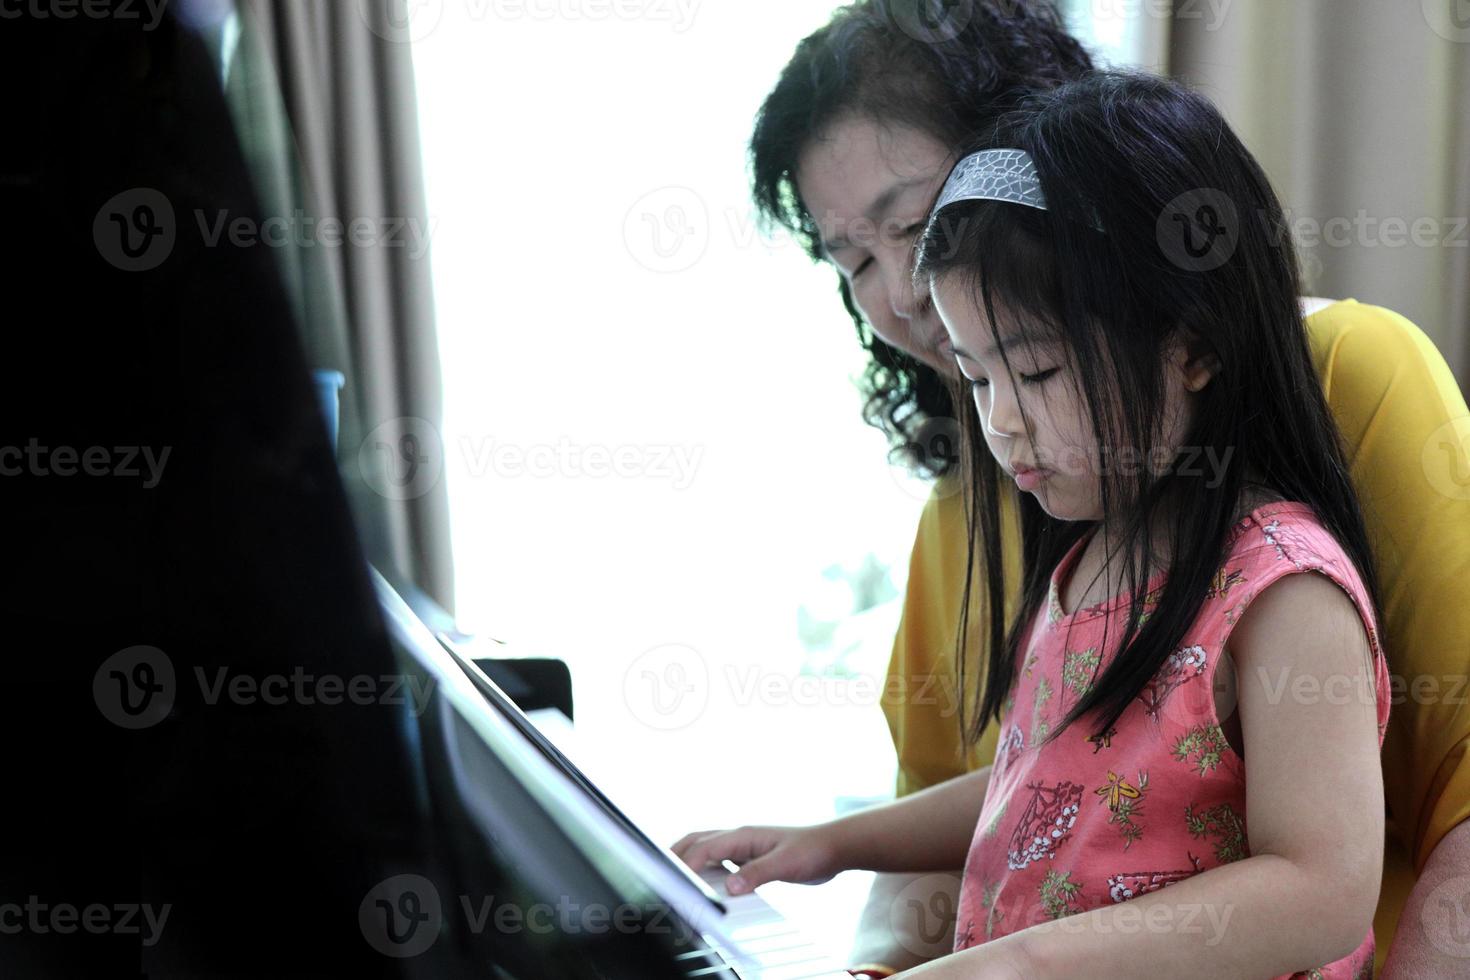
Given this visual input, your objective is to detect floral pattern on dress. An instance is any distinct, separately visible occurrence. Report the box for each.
[1136,645,1208,726]
[1094,769,1149,849]
[1105,852,1201,902]
[953,502,1391,980]
[1005,780,1083,870]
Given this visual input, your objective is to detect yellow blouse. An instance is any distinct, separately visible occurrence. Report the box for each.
[880,299,1470,972]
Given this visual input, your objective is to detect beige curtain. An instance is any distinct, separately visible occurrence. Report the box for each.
[220,0,455,611]
[1128,0,1470,390]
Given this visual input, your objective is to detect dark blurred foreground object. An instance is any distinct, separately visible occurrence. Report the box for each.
[0,4,677,977]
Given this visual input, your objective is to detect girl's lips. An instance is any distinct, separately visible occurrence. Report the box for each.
[1012,466,1048,491]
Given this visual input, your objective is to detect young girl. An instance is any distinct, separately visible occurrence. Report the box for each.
[675,70,1390,979]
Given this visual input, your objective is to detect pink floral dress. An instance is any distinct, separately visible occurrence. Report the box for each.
[954,501,1389,979]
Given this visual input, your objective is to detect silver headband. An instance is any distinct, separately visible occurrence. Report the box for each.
[931,148,1103,231]
[933,148,1049,214]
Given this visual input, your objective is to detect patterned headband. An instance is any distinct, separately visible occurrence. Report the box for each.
[930,148,1104,231]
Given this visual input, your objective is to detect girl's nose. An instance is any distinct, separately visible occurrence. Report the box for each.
[984,384,1025,440]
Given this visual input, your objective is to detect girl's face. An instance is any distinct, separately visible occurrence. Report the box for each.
[931,274,1211,523]
[795,116,958,378]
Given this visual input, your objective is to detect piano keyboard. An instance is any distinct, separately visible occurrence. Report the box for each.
[519,708,854,979]
[677,866,853,979]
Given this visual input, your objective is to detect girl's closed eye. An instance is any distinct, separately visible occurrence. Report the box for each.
[969,367,1061,390]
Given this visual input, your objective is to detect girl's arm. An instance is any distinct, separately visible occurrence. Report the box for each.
[673,764,992,895]
[828,763,993,873]
[900,571,1385,979]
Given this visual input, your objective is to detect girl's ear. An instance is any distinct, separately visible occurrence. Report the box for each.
[1168,327,1222,393]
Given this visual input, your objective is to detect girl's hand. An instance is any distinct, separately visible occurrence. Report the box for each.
[670,823,842,895]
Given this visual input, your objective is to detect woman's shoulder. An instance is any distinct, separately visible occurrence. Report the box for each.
[1302,296,1427,352]
[1303,297,1461,407]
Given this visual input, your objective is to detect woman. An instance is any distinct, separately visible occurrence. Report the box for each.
[676,2,1470,975]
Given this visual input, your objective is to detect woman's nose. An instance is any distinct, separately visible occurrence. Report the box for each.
[888,259,925,321]
[882,270,917,320]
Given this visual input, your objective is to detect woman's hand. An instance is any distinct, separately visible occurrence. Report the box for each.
[670,823,843,895]
[891,936,1034,980]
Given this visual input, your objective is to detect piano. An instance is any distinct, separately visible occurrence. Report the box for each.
[371,569,855,979]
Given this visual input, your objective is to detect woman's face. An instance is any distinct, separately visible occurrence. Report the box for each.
[794,116,958,378]
[930,275,1209,524]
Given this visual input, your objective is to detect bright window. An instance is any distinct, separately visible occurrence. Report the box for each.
[412,3,928,836]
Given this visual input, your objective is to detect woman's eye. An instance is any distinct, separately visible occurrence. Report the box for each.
[903,221,926,237]
[850,257,874,279]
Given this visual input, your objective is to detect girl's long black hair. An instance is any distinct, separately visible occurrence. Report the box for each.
[914,70,1385,749]
[749,0,1093,476]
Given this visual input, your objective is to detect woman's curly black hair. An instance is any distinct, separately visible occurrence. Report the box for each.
[749,0,1094,477]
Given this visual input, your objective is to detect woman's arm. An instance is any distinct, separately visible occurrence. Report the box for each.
[899,571,1385,978]
[846,871,964,971]
[1380,813,1470,977]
